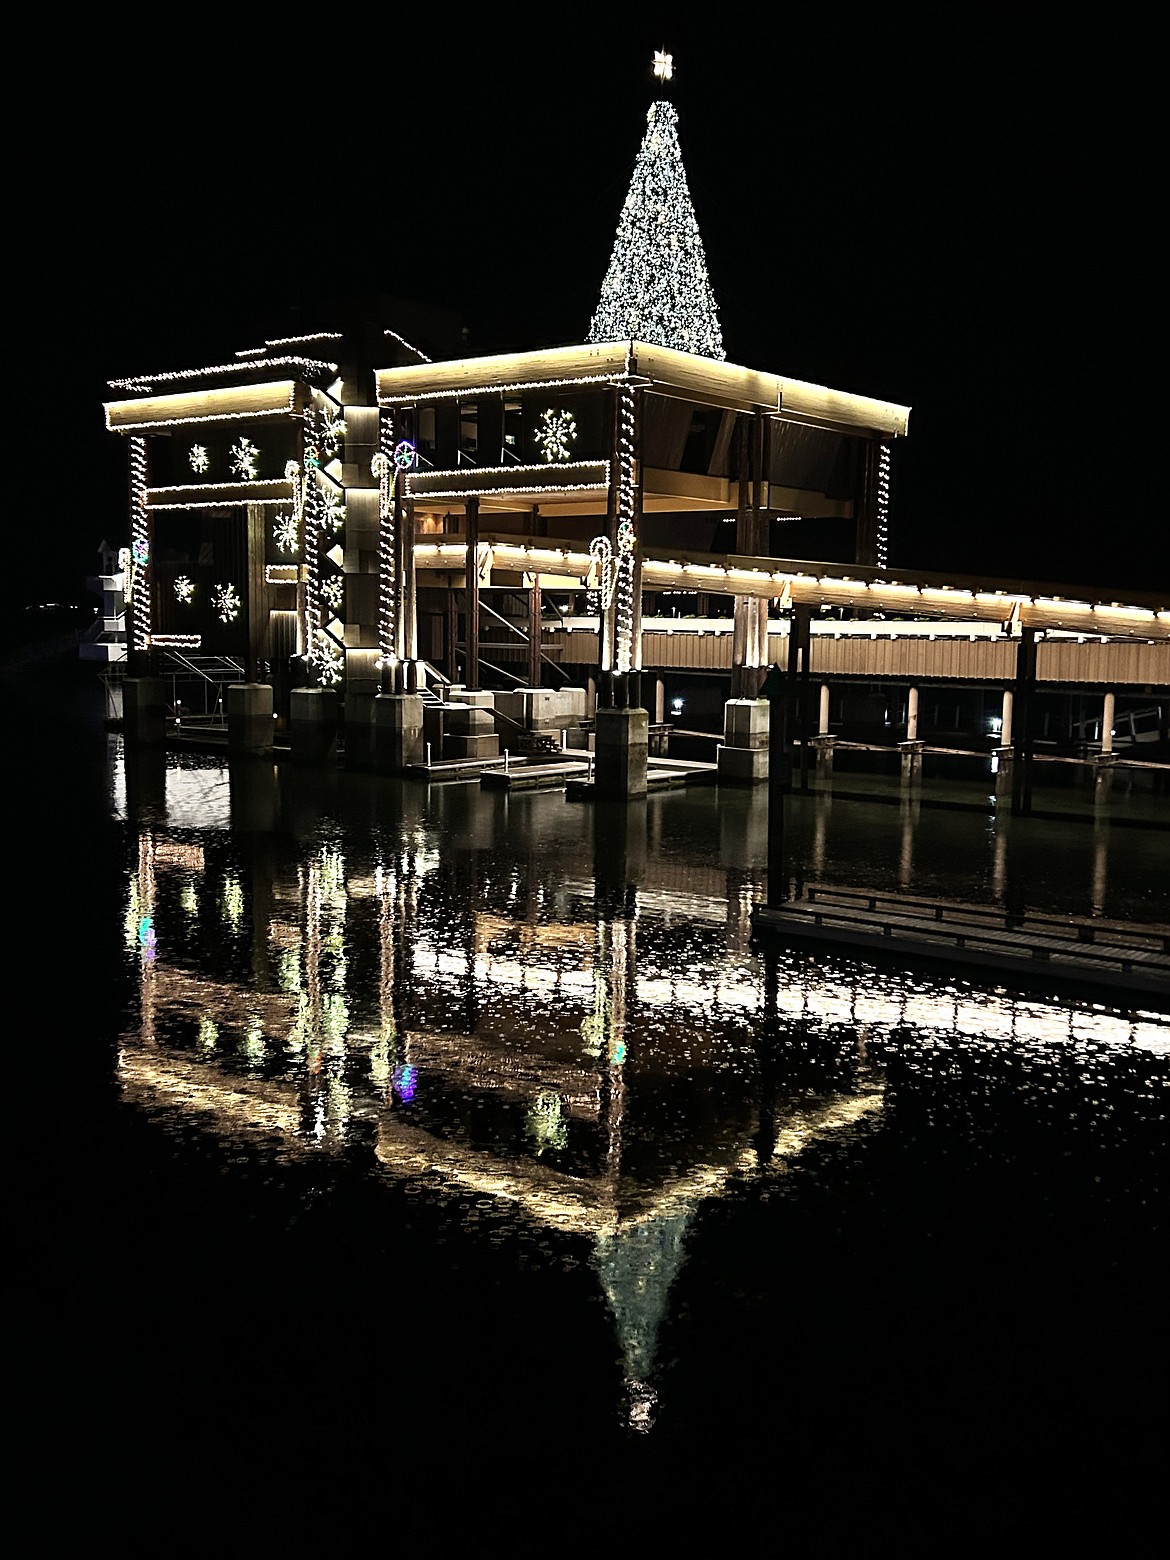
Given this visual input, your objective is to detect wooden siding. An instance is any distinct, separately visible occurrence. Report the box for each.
[542,629,1168,687]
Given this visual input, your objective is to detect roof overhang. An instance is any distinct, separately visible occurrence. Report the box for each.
[376,340,910,440]
[104,379,308,432]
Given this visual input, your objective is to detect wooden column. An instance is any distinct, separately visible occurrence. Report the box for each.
[1011,626,1037,816]
[465,497,480,691]
[246,500,268,684]
[446,582,459,683]
[528,573,542,688]
[731,415,750,699]
[855,440,880,567]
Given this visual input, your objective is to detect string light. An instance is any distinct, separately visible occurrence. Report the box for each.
[588,535,616,607]
[229,437,261,479]
[613,385,638,674]
[213,583,241,623]
[380,371,621,406]
[383,328,432,363]
[875,442,891,569]
[587,98,725,360]
[129,436,150,650]
[318,483,347,533]
[533,408,578,462]
[108,356,338,391]
[373,437,396,667]
[274,512,299,553]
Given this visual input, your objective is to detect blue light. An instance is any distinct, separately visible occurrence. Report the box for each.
[392,1063,417,1102]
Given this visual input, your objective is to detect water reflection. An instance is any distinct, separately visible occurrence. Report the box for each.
[111,744,1168,1441]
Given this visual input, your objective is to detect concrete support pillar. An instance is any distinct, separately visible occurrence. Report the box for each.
[289,686,338,765]
[343,689,377,770]
[1000,688,1014,747]
[818,683,830,736]
[228,682,274,761]
[899,739,925,788]
[1094,751,1117,804]
[811,733,837,781]
[654,677,665,725]
[374,692,424,774]
[122,676,167,747]
[993,745,1014,798]
[718,697,770,785]
[1101,690,1115,754]
[594,705,648,799]
[906,685,919,742]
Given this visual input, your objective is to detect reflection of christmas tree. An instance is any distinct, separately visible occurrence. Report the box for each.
[587,96,725,360]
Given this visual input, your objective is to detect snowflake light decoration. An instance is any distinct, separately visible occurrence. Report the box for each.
[189,444,210,474]
[533,408,578,463]
[308,629,343,687]
[174,575,195,604]
[321,575,344,615]
[273,511,299,554]
[213,582,241,623]
[319,484,346,533]
[393,439,417,471]
[229,438,260,480]
[320,408,347,459]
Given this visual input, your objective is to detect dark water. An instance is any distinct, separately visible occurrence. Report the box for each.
[16,656,1168,1546]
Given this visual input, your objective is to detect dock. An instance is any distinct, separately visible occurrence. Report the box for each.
[751,883,1170,1006]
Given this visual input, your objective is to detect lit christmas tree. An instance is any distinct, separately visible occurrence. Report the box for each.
[587,58,725,361]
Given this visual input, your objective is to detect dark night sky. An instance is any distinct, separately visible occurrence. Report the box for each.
[35,7,1163,606]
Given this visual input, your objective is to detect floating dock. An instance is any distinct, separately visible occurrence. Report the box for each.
[751,883,1170,1006]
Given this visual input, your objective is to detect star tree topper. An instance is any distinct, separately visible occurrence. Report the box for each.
[653,49,673,82]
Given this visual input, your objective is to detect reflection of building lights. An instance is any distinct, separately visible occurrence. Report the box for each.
[137,915,156,958]
[391,1064,417,1102]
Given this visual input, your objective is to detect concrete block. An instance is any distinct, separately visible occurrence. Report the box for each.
[290,687,337,765]
[228,682,275,760]
[594,706,648,798]
[723,698,770,748]
[717,744,769,784]
[122,676,167,747]
[374,693,424,772]
[444,733,501,759]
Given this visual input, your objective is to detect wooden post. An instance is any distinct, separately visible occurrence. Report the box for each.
[796,604,812,791]
[1011,626,1037,816]
[465,497,480,691]
[855,440,880,567]
[731,415,749,699]
[446,581,458,683]
[246,501,267,685]
[528,572,542,688]
[761,663,789,906]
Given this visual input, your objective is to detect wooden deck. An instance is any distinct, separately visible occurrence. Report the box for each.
[751,883,1170,1007]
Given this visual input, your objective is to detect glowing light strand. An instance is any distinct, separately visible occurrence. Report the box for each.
[875,443,891,569]
[373,425,396,667]
[229,437,260,479]
[533,407,578,463]
[613,386,638,674]
[108,357,339,391]
[588,535,616,609]
[129,436,151,650]
[213,583,241,623]
[587,98,725,360]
